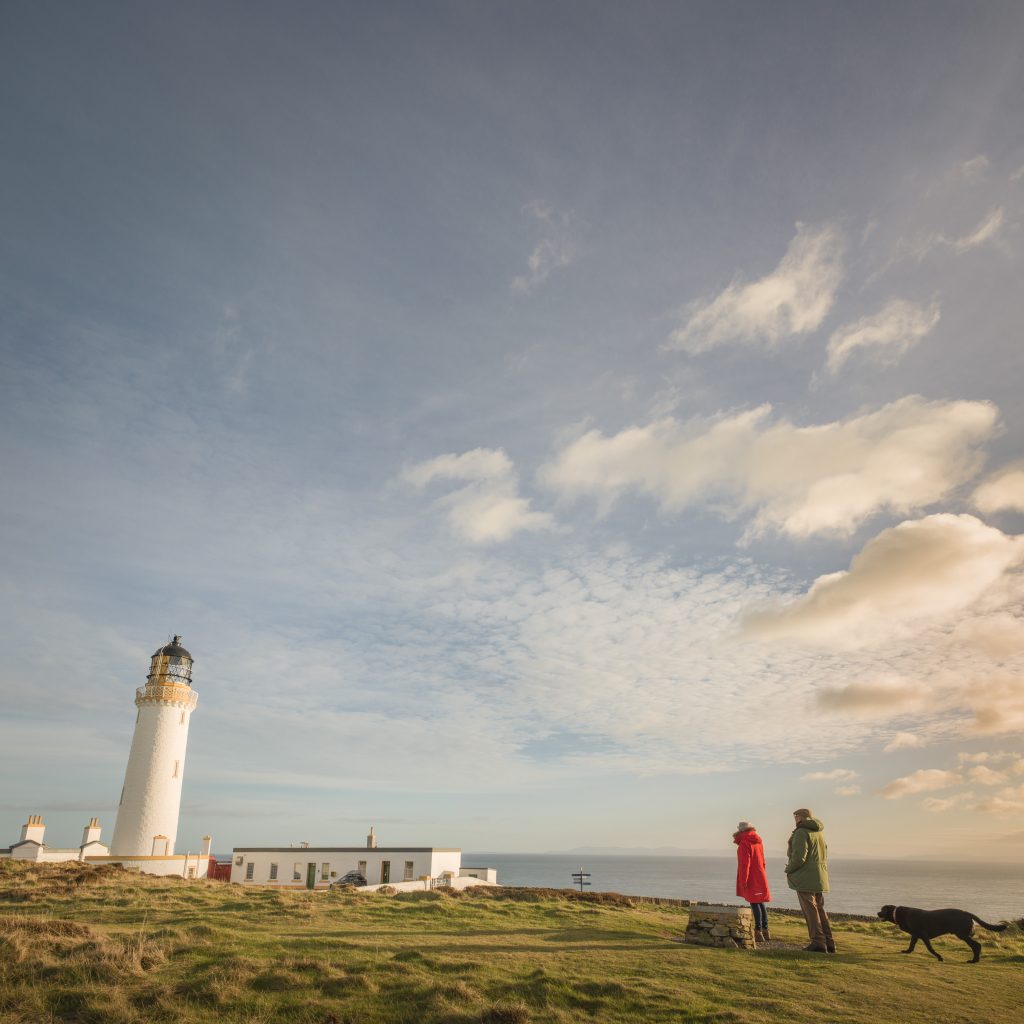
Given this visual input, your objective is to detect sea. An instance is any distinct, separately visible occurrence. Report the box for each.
[464,854,1024,922]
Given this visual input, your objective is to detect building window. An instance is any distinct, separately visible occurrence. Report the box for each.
[187,867,196,878]
[404,861,415,881]
[269,863,278,880]
[245,862,254,880]
[172,760,180,778]
[293,862,302,881]
[321,862,330,880]
[358,860,367,875]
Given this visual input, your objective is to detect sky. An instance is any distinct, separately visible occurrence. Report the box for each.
[2,1,1023,863]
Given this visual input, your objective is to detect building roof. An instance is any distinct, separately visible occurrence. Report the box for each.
[152,635,192,660]
[232,847,461,854]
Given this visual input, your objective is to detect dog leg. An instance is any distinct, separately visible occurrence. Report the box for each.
[920,937,943,962]
[901,935,918,954]
[963,936,981,963]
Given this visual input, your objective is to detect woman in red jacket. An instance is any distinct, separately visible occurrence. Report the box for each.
[734,820,772,942]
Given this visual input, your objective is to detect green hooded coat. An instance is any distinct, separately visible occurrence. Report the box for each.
[785,816,829,893]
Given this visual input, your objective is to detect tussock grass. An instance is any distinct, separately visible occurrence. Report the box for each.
[1,860,1022,1023]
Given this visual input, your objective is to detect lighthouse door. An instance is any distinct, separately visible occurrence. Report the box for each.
[305,863,317,889]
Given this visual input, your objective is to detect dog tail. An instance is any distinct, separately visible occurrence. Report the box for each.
[971,915,1008,932]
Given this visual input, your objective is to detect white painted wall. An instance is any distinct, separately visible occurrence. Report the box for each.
[110,698,194,856]
[230,848,465,888]
[86,853,210,878]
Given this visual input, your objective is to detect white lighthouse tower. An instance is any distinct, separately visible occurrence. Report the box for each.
[110,636,199,857]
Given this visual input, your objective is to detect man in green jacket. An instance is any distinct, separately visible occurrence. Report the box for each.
[785,808,834,953]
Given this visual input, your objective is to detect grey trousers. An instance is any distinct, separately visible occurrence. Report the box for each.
[797,890,833,947]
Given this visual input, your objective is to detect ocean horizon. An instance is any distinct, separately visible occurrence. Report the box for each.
[464,853,1024,921]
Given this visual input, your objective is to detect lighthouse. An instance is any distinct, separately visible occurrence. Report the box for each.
[110,636,199,857]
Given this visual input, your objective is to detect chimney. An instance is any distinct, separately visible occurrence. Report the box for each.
[20,815,45,845]
[200,835,212,858]
[367,825,377,849]
[81,818,102,847]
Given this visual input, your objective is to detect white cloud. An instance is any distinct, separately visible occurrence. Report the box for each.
[540,396,998,541]
[911,207,1007,260]
[923,792,975,813]
[512,201,574,294]
[668,222,844,352]
[404,448,555,544]
[949,207,1005,253]
[884,731,925,752]
[955,155,990,184]
[744,514,1024,649]
[952,612,1024,661]
[800,768,858,782]
[976,785,1024,816]
[816,676,926,717]
[964,672,1024,735]
[967,764,1007,786]
[879,768,961,799]
[826,298,940,375]
[973,464,1024,515]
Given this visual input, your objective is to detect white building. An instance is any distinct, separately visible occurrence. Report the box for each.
[3,636,497,889]
[231,836,497,891]
[1,635,212,878]
[111,636,198,857]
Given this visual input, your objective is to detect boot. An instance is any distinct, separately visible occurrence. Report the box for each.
[754,929,764,944]
[762,928,771,942]
[826,940,836,953]
[803,943,828,952]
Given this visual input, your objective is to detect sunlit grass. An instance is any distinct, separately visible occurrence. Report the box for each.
[1,859,1021,1023]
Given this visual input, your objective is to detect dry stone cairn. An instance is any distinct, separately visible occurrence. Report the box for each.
[684,904,756,949]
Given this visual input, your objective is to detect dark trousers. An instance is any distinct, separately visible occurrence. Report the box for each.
[750,902,768,930]
[797,891,833,947]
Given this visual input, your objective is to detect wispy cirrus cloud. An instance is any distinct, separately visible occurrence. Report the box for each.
[825,297,940,375]
[539,397,998,541]
[744,514,1024,649]
[403,448,554,544]
[511,201,575,294]
[667,222,844,352]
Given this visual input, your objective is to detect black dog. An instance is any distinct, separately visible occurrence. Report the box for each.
[877,904,1007,962]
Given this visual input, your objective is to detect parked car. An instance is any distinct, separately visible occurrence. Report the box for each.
[330,870,367,888]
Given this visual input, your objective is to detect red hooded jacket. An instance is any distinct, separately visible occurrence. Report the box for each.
[734,829,771,903]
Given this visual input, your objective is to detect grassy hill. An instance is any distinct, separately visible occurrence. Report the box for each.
[1,860,1021,1024]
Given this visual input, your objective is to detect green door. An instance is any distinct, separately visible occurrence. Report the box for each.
[306,863,317,889]
[381,860,390,884]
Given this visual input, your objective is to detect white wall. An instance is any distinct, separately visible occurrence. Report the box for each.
[86,853,210,878]
[230,848,464,888]
[111,700,193,856]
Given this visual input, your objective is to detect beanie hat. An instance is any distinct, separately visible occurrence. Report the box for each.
[736,821,754,832]
[793,807,812,819]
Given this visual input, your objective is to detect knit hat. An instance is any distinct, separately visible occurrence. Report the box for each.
[736,821,755,831]
[792,807,812,819]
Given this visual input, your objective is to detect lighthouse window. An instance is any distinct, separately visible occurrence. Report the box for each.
[245,862,254,880]
[119,787,124,806]
[269,863,278,880]
[179,711,186,725]
[172,760,180,778]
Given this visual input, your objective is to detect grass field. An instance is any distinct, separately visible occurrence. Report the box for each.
[1,861,1021,1024]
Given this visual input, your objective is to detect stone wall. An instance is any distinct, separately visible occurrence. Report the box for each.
[684,904,755,949]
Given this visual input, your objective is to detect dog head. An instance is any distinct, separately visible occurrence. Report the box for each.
[877,905,897,923]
